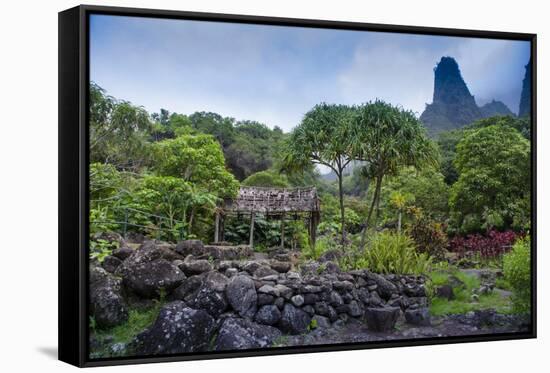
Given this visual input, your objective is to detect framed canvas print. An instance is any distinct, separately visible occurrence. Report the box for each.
[58,5,537,367]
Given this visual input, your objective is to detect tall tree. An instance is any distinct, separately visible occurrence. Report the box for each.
[282,103,355,244]
[450,124,530,232]
[353,100,438,249]
[89,82,152,170]
[151,133,240,199]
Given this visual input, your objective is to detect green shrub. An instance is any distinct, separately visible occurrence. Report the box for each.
[90,238,119,262]
[305,235,336,260]
[343,231,432,275]
[242,170,289,188]
[408,216,448,260]
[503,237,531,313]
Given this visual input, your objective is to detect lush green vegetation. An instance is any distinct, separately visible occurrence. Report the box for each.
[90,302,164,357]
[90,83,531,316]
[340,231,432,275]
[503,237,531,313]
[428,270,512,316]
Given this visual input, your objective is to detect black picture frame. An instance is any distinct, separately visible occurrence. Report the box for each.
[59,4,537,368]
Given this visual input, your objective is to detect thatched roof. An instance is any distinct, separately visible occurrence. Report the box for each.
[222,186,320,216]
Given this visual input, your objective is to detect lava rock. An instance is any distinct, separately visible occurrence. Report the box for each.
[254,305,282,326]
[119,259,186,298]
[180,260,213,276]
[203,271,230,292]
[101,255,122,273]
[348,300,364,317]
[171,274,204,302]
[404,307,431,326]
[132,301,216,355]
[175,239,204,257]
[436,285,454,300]
[312,315,331,329]
[364,307,401,332]
[254,265,279,278]
[112,246,134,261]
[270,261,291,273]
[226,275,257,318]
[280,303,312,335]
[190,281,228,318]
[365,273,397,300]
[257,293,275,306]
[214,318,282,351]
[89,266,128,328]
[291,294,305,307]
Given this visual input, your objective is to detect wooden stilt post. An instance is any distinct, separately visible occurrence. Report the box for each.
[214,211,220,243]
[309,212,317,249]
[220,215,225,242]
[280,213,285,248]
[249,212,255,248]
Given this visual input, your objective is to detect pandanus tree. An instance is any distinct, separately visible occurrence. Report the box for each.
[282,103,355,244]
[352,100,439,249]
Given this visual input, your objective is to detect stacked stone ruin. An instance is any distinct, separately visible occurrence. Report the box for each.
[90,237,430,356]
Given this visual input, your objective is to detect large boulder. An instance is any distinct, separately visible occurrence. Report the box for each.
[119,259,186,298]
[112,246,134,261]
[280,303,311,335]
[404,307,431,326]
[175,239,204,257]
[179,260,213,276]
[270,261,291,273]
[254,305,282,326]
[101,255,122,273]
[187,271,230,317]
[365,273,398,300]
[89,266,128,328]
[190,284,228,318]
[116,240,182,271]
[171,274,205,302]
[214,318,282,351]
[226,275,257,318]
[364,307,401,332]
[254,265,279,278]
[132,301,216,355]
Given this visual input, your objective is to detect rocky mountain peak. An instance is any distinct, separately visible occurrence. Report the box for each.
[432,57,477,108]
[518,59,531,117]
[420,56,515,135]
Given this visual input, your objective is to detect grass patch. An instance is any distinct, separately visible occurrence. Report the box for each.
[428,270,513,316]
[90,301,163,357]
[495,277,512,291]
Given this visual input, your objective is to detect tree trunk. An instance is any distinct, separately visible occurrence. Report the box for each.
[397,211,402,234]
[188,208,195,236]
[359,174,383,250]
[214,212,220,243]
[249,212,255,248]
[337,172,346,246]
[375,175,383,221]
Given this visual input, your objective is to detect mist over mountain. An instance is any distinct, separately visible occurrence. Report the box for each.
[420,57,515,135]
[518,59,532,117]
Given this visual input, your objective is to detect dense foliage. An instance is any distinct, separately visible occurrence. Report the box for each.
[449,124,530,233]
[448,230,518,260]
[341,231,432,275]
[503,237,531,313]
[89,82,531,315]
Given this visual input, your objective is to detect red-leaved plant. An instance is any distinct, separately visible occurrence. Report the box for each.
[448,230,519,259]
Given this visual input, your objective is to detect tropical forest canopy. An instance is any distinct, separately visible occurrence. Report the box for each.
[89,81,531,254]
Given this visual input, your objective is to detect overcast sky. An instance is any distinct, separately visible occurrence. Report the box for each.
[90,15,530,132]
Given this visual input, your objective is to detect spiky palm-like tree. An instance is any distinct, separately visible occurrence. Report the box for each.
[282,103,355,244]
[352,100,439,249]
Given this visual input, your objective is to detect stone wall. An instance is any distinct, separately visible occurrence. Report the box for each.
[90,239,429,356]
